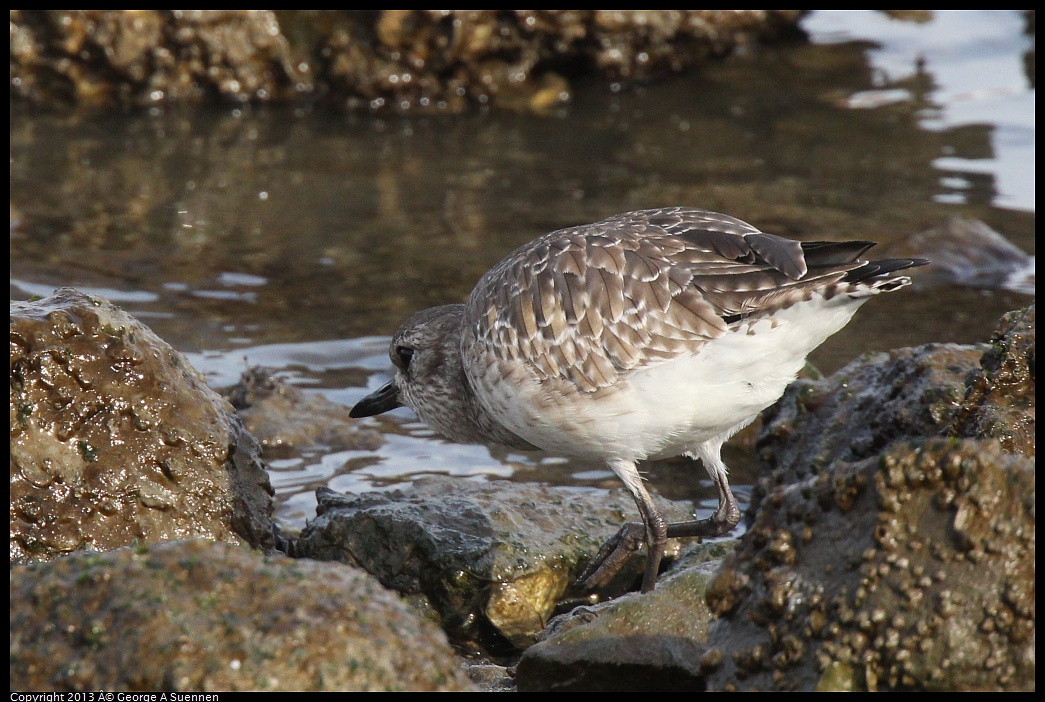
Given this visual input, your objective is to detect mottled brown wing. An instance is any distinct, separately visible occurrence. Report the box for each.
[465,207,864,393]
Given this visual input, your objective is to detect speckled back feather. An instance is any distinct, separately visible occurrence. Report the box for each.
[465,207,894,392]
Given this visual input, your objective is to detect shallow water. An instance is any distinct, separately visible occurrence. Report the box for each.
[10,11,1035,534]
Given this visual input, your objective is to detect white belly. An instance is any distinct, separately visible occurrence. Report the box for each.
[469,294,866,462]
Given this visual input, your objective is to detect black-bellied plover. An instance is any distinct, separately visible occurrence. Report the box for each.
[350,207,928,593]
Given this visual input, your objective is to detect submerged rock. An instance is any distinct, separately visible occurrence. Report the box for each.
[893,217,1034,295]
[224,366,383,457]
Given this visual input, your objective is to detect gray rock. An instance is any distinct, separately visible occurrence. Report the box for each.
[516,542,733,691]
[889,217,1034,295]
[287,476,696,649]
[224,366,383,457]
[751,341,988,521]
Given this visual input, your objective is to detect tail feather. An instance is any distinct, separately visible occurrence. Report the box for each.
[802,240,877,266]
[844,257,930,283]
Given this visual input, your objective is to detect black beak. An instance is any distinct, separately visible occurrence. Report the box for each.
[349,380,402,418]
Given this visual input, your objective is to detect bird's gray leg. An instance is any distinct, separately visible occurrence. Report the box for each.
[573,445,744,593]
[634,487,668,593]
[666,440,741,538]
[664,468,740,538]
[574,459,667,593]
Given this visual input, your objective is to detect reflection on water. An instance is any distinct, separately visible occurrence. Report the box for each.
[807,10,1034,211]
[10,11,1034,532]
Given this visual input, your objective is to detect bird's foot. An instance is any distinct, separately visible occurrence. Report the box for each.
[666,500,741,539]
[572,521,647,592]
[574,513,741,593]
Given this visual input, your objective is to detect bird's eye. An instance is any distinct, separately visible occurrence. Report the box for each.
[393,345,414,370]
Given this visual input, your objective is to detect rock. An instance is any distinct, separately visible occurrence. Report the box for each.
[285,476,696,650]
[224,366,383,457]
[889,217,1034,295]
[702,439,1034,691]
[515,541,733,691]
[751,342,988,523]
[950,306,1035,455]
[9,10,309,108]
[702,308,1036,690]
[10,288,274,563]
[10,539,475,692]
[463,661,516,692]
[11,10,805,113]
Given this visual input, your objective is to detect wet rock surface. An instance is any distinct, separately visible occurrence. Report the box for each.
[10,538,475,692]
[702,438,1034,691]
[223,366,383,457]
[284,476,696,651]
[10,10,805,113]
[10,289,274,564]
[750,341,989,524]
[890,217,1035,296]
[950,306,1035,455]
[10,10,307,108]
[698,308,1036,691]
[515,542,733,691]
